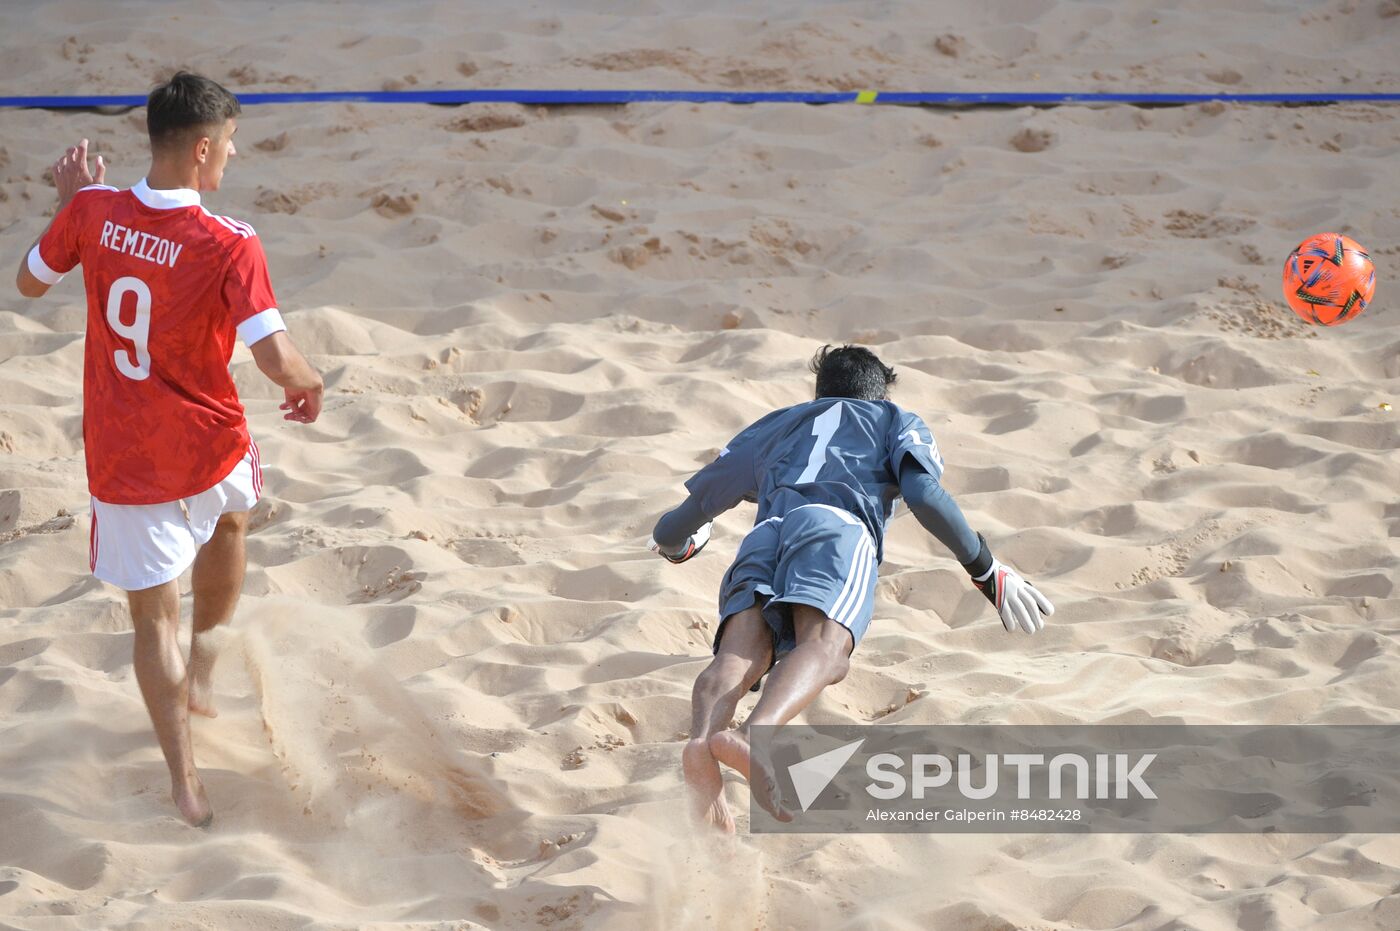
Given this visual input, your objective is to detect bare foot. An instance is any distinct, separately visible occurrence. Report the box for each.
[173,774,213,828]
[708,730,751,781]
[682,739,734,834]
[711,730,790,822]
[187,674,218,718]
[748,741,792,822]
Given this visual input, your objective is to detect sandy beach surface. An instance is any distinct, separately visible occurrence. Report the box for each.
[2,1,1399,928]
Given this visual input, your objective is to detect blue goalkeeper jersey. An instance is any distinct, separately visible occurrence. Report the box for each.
[683,398,945,562]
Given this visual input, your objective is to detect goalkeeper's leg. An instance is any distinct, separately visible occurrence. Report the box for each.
[682,606,773,833]
[709,605,852,821]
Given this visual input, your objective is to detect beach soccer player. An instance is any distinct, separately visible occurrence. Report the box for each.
[650,345,1055,830]
[13,72,323,826]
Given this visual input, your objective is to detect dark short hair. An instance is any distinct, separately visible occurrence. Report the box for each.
[147,72,241,148]
[809,344,897,401]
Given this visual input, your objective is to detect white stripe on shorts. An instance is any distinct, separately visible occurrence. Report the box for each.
[830,536,876,624]
[89,508,99,571]
[841,538,877,624]
[250,440,263,497]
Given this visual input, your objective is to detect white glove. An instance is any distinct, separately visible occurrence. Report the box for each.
[649,521,712,564]
[972,557,1054,634]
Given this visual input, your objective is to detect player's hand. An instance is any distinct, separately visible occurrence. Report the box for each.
[972,558,1054,634]
[649,521,712,564]
[281,382,323,423]
[53,139,105,207]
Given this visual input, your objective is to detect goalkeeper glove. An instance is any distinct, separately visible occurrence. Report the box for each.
[649,521,712,564]
[962,533,1054,634]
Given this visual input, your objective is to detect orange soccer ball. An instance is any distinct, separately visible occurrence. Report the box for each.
[1282,233,1376,326]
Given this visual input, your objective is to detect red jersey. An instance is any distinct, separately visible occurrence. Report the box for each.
[28,179,286,505]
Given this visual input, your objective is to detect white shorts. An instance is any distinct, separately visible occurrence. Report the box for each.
[89,442,263,591]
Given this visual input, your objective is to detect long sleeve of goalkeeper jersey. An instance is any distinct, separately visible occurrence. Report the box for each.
[652,495,710,551]
[898,459,981,565]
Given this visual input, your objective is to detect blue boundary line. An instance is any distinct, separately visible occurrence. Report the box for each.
[1,89,1398,108]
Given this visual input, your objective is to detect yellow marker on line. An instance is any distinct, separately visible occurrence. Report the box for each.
[855,90,878,104]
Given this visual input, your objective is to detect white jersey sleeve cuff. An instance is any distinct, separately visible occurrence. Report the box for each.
[27,245,65,285]
[237,308,287,346]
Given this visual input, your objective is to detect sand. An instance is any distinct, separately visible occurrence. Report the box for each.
[1,1,1399,928]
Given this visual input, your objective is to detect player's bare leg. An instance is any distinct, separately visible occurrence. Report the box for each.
[187,511,248,718]
[128,581,211,827]
[684,606,772,833]
[710,604,851,821]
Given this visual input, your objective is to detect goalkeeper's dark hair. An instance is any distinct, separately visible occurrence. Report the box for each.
[147,72,241,149]
[809,344,897,401]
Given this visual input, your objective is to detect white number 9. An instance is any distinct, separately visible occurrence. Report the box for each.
[106,276,152,381]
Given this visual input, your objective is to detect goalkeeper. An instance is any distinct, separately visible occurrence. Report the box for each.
[649,345,1054,831]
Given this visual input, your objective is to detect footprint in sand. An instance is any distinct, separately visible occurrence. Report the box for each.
[1010,128,1055,153]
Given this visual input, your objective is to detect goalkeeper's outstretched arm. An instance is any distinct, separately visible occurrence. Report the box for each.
[898,459,1055,634]
[650,496,713,564]
[897,458,981,563]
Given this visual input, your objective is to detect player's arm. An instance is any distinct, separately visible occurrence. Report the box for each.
[15,254,50,299]
[225,232,323,424]
[649,416,771,564]
[898,459,1054,634]
[650,495,713,564]
[892,414,1053,634]
[15,139,106,298]
[249,331,323,424]
[897,458,980,562]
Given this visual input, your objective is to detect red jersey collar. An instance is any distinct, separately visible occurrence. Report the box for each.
[132,178,201,210]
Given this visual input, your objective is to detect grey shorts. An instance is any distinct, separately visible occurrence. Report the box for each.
[715,503,878,665]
